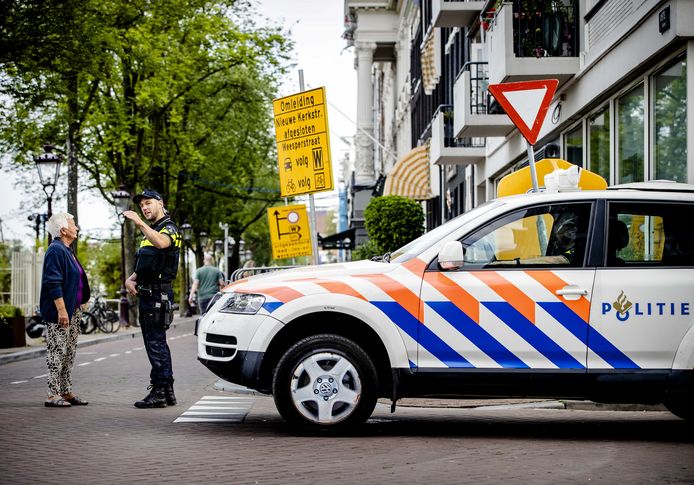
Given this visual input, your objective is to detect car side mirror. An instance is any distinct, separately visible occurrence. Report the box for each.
[438,240,464,270]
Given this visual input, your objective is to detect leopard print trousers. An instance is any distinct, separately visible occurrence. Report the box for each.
[45,309,81,397]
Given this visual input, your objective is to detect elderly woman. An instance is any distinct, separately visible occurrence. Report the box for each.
[40,212,91,407]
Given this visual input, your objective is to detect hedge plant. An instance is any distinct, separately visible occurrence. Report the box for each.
[362,195,425,254]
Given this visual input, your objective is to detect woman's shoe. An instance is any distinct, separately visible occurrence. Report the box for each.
[65,395,88,405]
[45,397,71,407]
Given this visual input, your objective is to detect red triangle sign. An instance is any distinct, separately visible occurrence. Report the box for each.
[488,79,558,145]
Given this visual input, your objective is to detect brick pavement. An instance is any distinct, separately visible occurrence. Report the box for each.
[1,320,692,484]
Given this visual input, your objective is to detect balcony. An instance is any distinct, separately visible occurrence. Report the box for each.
[430,106,485,165]
[432,0,485,28]
[486,0,580,86]
[453,62,515,138]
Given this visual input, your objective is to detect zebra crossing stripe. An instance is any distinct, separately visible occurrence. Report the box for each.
[174,396,254,423]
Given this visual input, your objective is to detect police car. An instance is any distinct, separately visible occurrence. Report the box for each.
[198,180,694,432]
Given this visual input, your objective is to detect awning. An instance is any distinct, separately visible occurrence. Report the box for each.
[382,144,433,200]
[421,29,440,95]
[318,228,356,250]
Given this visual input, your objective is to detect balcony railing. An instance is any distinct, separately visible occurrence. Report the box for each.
[453,61,515,138]
[437,105,485,148]
[510,0,579,58]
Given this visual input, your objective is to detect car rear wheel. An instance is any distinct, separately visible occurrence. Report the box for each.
[272,334,378,434]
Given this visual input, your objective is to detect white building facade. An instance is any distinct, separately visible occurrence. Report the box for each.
[343,0,694,233]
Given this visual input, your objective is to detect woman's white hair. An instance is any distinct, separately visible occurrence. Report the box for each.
[46,212,74,238]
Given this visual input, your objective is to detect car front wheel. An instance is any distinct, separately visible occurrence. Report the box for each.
[272,334,378,433]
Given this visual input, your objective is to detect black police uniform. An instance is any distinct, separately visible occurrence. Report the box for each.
[133,213,181,408]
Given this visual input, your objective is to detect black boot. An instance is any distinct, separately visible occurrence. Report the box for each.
[134,384,167,408]
[164,382,177,406]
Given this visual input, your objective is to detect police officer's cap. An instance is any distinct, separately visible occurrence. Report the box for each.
[133,188,164,205]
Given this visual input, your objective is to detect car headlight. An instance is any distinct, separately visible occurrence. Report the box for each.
[218,292,266,314]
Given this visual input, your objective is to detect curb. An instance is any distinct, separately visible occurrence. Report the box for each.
[0,318,195,366]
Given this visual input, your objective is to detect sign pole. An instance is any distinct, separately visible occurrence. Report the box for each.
[298,69,320,265]
[526,142,539,193]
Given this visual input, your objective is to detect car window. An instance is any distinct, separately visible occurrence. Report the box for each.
[390,200,503,263]
[459,203,592,269]
[607,202,694,267]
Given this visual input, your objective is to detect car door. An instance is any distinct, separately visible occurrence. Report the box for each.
[588,200,694,370]
[418,201,595,370]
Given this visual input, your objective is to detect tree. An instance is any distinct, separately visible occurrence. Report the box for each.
[362,195,425,255]
[1,0,292,314]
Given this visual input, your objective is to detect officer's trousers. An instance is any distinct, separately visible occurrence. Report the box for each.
[139,291,173,385]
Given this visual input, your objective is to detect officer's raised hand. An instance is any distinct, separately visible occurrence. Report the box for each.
[122,210,145,228]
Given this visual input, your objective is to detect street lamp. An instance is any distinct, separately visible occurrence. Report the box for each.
[199,231,209,251]
[34,145,63,241]
[112,185,131,327]
[181,223,193,317]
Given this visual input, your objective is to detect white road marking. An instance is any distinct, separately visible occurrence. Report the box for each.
[133,347,143,351]
[78,362,91,367]
[94,357,107,362]
[125,351,132,354]
[33,374,47,379]
[109,353,120,357]
[174,396,254,424]
[11,380,28,384]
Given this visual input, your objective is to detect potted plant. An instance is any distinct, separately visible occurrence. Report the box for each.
[0,305,26,348]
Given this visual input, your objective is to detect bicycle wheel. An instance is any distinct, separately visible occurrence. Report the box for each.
[80,312,97,334]
[106,309,121,333]
[97,310,114,333]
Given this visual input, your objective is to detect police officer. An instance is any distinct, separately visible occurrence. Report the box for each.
[123,189,181,408]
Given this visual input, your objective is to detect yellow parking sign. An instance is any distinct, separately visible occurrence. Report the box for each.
[273,87,333,197]
[267,204,312,260]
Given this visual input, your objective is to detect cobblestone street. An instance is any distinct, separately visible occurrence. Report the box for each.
[1,319,693,484]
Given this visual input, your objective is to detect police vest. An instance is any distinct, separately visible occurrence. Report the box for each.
[134,216,181,284]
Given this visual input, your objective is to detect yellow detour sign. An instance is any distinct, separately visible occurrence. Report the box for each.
[267,204,312,260]
[497,158,607,197]
[273,87,333,197]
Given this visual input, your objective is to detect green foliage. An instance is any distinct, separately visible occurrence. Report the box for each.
[0,0,294,295]
[80,239,122,299]
[352,239,382,261]
[0,304,23,319]
[363,196,425,253]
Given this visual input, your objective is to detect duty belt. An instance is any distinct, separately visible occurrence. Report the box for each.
[137,283,173,292]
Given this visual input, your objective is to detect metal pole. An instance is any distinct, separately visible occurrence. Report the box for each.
[223,224,229,280]
[119,220,130,326]
[299,69,320,265]
[526,142,539,193]
[46,195,53,243]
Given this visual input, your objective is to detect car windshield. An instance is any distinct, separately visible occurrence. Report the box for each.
[390,200,503,263]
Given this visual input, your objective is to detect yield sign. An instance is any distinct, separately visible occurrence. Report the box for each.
[488,79,558,145]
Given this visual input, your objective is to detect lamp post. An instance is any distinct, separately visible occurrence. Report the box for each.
[112,186,131,327]
[181,223,193,317]
[199,231,209,252]
[34,145,62,242]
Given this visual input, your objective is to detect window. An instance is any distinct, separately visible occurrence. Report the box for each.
[607,202,694,267]
[461,203,592,268]
[654,58,687,182]
[589,106,610,182]
[617,83,644,183]
[564,123,583,167]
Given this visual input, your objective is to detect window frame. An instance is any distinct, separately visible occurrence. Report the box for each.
[433,201,598,271]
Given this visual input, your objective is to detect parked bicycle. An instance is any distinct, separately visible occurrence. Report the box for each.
[80,294,120,334]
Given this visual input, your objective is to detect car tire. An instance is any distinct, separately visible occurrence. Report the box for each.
[272,334,378,434]
[664,395,693,421]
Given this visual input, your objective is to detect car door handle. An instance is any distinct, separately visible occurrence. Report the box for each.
[556,286,588,300]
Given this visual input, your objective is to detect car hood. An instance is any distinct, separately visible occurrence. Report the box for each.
[224,260,397,293]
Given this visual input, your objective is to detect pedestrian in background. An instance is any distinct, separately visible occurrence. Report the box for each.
[40,212,91,407]
[123,189,181,409]
[189,253,225,314]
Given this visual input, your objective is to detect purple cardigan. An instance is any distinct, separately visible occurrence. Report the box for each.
[39,239,91,323]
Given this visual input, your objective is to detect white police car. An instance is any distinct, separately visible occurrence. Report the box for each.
[198,181,694,432]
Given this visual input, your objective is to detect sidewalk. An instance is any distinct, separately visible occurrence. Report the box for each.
[0,315,197,365]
